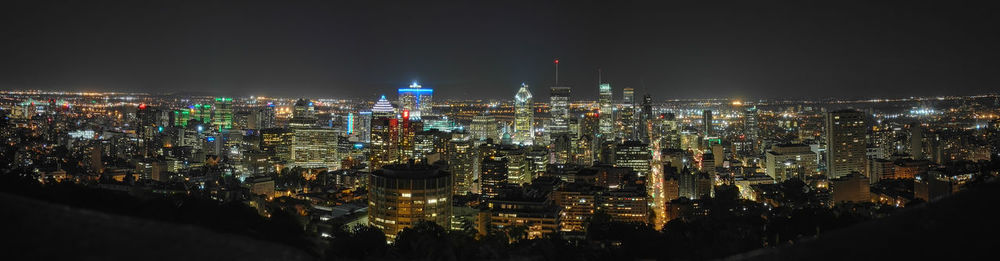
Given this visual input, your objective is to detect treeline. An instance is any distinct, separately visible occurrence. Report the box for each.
[0,174,315,255]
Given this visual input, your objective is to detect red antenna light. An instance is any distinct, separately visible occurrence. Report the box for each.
[554,59,559,64]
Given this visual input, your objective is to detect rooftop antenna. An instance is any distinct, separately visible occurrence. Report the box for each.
[554,58,559,85]
[598,67,603,85]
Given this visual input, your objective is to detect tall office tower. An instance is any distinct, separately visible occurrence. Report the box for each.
[289,99,317,128]
[549,87,571,135]
[598,83,614,140]
[371,95,396,118]
[356,111,372,143]
[825,109,867,178]
[397,82,433,120]
[623,88,635,105]
[744,107,760,153]
[260,128,293,163]
[614,140,651,177]
[640,94,653,143]
[192,103,213,126]
[619,88,636,141]
[501,146,531,185]
[290,127,341,169]
[513,83,534,145]
[369,96,398,170]
[480,155,509,201]
[702,110,713,137]
[526,145,549,177]
[212,97,233,130]
[448,136,476,195]
[470,113,498,143]
[765,144,819,181]
[910,122,924,160]
[368,164,452,241]
[248,105,276,130]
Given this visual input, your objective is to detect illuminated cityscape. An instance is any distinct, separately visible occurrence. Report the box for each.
[2,1,999,261]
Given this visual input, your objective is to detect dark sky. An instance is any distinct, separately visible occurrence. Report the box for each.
[1,0,998,100]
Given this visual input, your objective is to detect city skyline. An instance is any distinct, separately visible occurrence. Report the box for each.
[3,1,999,260]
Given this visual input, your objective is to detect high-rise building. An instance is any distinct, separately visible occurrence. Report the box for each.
[480,155,509,201]
[470,113,498,143]
[910,122,924,160]
[825,109,867,178]
[765,144,819,181]
[213,97,233,130]
[702,110,713,137]
[397,82,433,120]
[619,88,636,141]
[448,136,476,195]
[598,83,613,140]
[355,111,372,143]
[614,140,651,177]
[260,128,293,163]
[743,107,760,155]
[500,146,531,185]
[550,87,571,135]
[369,95,398,170]
[289,99,317,128]
[513,83,534,145]
[290,127,341,169]
[368,163,452,240]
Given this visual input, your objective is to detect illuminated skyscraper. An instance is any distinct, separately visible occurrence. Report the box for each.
[550,87,571,135]
[290,127,341,169]
[289,99,317,128]
[640,94,653,143]
[826,109,867,178]
[448,136,476,195]
[614,140,651,177]
[480,155,509,201]
[513,83,534,145]
[598,83,613,140]
[370,95,398,170]
[397,82,433,120]
[368,164,452,241]
[470,113,498,143]
[702,110,713,137]
[213,97,233,130]
[743,107,760,154]
[765,144,819,181]
[619,88,636,140]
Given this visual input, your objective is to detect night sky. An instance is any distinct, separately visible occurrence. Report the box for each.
[2,1,998,100]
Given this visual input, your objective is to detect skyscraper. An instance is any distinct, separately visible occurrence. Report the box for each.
[369,95,398,170]
[619,88,636,141]
[470,113,498,143]
[640,94,653,143]
[513,83,534,145]
[826,109,867,178]
[614,140,651,177]
[765,144,819,181]
[550,86,571,135]
[397,82,433,120]
[448,135,476,195]
[368,163,452,241]
[702,110,713,137]
[213,97,233,130]
[598,83,613,140]
[289,99,317,128]
[743,107,760,154]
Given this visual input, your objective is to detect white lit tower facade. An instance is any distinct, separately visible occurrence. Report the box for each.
[513,83,534,145]
[397,82,433,120]
[598,83,614,141]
